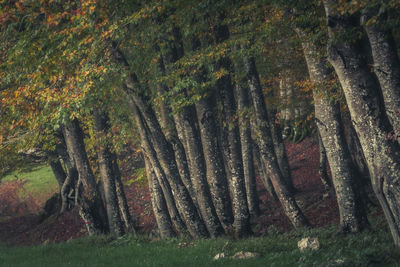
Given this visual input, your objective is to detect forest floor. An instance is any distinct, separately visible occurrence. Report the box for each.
[0,136,380,246]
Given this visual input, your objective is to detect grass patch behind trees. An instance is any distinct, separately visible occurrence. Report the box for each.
[1,165,57,199]
[0,215,399,267]
[0,165,57,216]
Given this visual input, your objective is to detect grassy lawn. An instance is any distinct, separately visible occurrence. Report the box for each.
[1,165,57,199]
[0,217,399,267]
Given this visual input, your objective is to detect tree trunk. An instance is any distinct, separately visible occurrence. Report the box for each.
[268,103,296,193]
[132,102,186,233]
[361,8,400,138]
[157,48,224,237]
[324,0,400,244]
[216,45,251,236]
[113,159,137,233]
[113,44,208,238]
[235,80,260,218]
[173,107,225,237]
[49,158,66,190]
[253,143,278,202]
[244,55,309,229]
[145,155,176,238]
[195,96,234,229]
[131,99,208,238]
[63,118,108,235]
[317,130,331,190]
[296,26,368,232]
[156,84,195,202]
[54,129,78,213]
[94,110,124,236]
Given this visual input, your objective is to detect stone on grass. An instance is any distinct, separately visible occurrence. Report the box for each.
[298,237,320,251]
[213,253,226,260]
[231,251,260,259]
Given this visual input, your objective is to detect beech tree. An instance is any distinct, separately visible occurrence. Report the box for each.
[2,0,400,246]
[323,0,400,245]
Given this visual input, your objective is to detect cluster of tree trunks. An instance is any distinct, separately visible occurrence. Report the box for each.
[322,0,400,245]
[47,117,137,236]
[105,18,311,238]
[41,1,400,247]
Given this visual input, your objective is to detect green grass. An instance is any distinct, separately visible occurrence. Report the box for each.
[1,165,57,198]
[1,217,399,267]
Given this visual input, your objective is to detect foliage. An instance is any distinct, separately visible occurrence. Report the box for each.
[125,167,147,187]
[0,215,399,266]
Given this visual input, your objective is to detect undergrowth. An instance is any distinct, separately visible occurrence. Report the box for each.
[0,165,57,215]
[0,215,399,267]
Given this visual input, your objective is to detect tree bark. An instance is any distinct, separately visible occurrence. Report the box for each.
[244,55,309,229]
[253,142,278,202]
[296,26,368,232]
[324,0,400,244]
[94,110,124,236]
[131,99,208,238]
[173,107,225,237]
[216,41,251,236]
[235,80,260,217]
[112,43,208,238]
[195,96,234,229]
[144,155,176,238]
[132,101,186,233]
[112,158,137,233]
[49,158,66,190]
[54,129,78,213]
[156,83,195,202]
[158,39,224,237]
[268,102,296,193]
[361,8,400,138]
[63,118,108,235]
[317,130,331,190]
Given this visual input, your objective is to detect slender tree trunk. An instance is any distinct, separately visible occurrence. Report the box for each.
[131,99,208,238]
[113,159,137,233]
[173,107,225,237]
[132,102,186,233]
[94,111,124,236]
[158,43,224,237]
[112,44,208,238]
[324,0,400,244]
[361,8,400,137]
[54,129,78,212]
[317,130,331,190]
[63,119,108,235]
[144,155,176,238]
[195,96,234,229]
[156,85,195,202]
[253,143,278,202]
[268,102,296,193]
[244,55,309,229]
[296,26,368,232]
[217,52,251,237]
[49,158,66,190]
[235,80,260,218]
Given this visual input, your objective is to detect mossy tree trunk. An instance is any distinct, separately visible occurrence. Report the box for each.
[63,118,108,235]
[93,110,124,236]
[325,0,400,245]
[296,27,368,232]
[244,55,309,229]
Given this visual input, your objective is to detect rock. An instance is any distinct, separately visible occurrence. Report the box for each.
[231,251,260,259]
[213,253,226,260]
[298,237,320,251]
